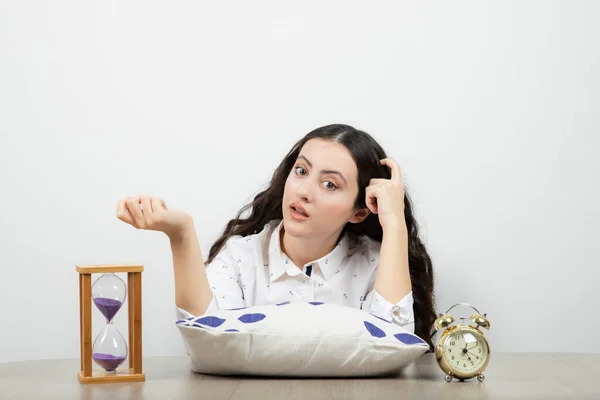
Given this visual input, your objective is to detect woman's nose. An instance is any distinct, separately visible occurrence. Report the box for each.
[296,180,313,202]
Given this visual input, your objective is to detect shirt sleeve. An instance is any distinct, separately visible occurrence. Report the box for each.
[363,289,415,333]
[359,235,415,333]
[174,237,246,320]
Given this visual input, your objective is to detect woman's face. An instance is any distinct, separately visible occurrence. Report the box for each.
[282,138,366,240]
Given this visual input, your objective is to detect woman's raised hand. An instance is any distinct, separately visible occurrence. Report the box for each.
[116,195,194,240]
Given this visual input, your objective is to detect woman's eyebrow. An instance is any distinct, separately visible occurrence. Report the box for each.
[297,155,348,185]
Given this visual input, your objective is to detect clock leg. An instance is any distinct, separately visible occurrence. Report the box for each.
[477,373,485,382]
[445,374,453,382]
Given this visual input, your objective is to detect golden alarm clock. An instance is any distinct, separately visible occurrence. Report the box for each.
[433,303,491,382]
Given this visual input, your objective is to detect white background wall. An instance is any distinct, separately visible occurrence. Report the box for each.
[1,1,598,364]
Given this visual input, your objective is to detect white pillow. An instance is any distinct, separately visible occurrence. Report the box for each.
[176,301,429,377]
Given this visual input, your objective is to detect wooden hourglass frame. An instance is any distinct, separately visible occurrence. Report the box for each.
[76,264,145,383]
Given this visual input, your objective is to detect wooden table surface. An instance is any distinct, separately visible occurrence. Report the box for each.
[1,353,599,400]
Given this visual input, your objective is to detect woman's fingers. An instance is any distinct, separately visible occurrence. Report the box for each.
[119,195,172,231]
[152,198,166,214]
[140,196,153,215]
[126,196,145,228]
[369,178,388,186]
[140,197,155,226]
[380,158,402,183]
[116,199,136,225]
[365,185,378,214]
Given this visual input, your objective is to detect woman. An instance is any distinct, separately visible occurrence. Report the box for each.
[117,124,436,348]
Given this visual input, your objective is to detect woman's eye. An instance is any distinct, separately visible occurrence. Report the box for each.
[323,181,338,190]
[295,166,307,175]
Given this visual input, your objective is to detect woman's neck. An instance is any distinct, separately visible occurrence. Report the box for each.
[279,224,342,269]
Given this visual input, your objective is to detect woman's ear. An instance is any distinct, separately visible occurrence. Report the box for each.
[349,207,370,224]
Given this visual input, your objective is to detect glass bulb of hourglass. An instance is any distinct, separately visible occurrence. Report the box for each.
[91,273,128,372]
[92,273,126,322]
[92,325,128,371]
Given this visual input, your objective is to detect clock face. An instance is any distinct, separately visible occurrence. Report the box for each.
[443,329,488,374]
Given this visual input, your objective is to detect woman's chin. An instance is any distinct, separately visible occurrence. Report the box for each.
[282,217,311,237]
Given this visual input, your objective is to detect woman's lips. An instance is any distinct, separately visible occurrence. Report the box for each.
[290,203,309,216]
[290,206,309,221]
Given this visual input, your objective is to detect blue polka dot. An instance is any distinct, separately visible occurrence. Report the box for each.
[364,321,386,338]
[225,329,239,332]
[276,301,290,306]
[308,302,324,306]
[394,333,426,345]
[370,314,391,323]
[195,316,226,327]
[238,313,266,323]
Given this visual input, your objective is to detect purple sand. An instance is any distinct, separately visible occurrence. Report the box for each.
[93,353,126,371]
[93,297,123,321]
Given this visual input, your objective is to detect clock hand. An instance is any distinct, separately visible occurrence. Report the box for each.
[463,343,471,354]
[461,344,473,362]
[467,351,480,359]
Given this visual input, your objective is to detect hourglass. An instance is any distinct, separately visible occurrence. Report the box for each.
[76,264,145,383]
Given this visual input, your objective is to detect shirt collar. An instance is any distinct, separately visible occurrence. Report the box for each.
[268,219,351,282]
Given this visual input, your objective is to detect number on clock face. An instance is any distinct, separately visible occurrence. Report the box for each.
[444,330,487,373]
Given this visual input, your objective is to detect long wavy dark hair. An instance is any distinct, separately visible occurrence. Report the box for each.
[206,124,437,349]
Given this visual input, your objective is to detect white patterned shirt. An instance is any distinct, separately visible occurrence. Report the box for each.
[175,219,415,332]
